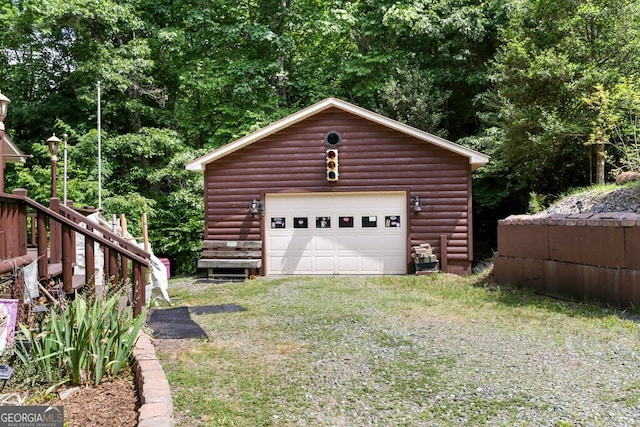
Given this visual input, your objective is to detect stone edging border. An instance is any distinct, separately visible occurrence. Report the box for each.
[132,331,174,427]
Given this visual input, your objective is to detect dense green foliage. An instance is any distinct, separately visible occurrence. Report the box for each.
[2,0,640,264]
[470,0,640,214]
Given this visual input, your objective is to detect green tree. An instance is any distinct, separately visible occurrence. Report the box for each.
[474,0,640,211]
[1,0,202,271]
[99,128,203,273]
[141,0,292,148]
[0,0,511,268]
[584,84,614,184]
[585,79,640,176]
[380,0,508,138]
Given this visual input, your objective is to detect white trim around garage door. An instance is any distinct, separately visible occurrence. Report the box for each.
[265,191,408,275]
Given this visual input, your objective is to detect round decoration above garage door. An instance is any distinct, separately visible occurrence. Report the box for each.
[265,192,407,275]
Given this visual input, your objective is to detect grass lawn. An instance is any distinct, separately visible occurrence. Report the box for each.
[154,273,640,426]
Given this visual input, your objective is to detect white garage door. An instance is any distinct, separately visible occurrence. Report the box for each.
[265,192,407,275]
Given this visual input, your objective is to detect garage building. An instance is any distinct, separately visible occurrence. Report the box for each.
[186,98,489,276]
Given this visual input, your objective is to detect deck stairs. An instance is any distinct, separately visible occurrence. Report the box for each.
[0,189,150,316]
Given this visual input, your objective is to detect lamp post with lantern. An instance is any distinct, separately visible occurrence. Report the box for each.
[0,91,11,193]
[46,134,61,198]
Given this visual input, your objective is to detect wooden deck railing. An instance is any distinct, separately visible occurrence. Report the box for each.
[0,190,31,272]
[0,189,150,315]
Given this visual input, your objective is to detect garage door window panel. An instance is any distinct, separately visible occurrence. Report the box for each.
[385,216,401,227]
[294,217,308,228]
[271,217,286,229]
[316,217,331,228]
[362,216,378,228]
[339,217,354,228]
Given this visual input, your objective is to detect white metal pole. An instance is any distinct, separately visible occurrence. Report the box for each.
[97,81,102,210]
[63,133,68,205]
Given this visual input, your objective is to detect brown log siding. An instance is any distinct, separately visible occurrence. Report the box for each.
[204,108,472,271]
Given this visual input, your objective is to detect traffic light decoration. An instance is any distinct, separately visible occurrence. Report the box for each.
[326,148,339,182]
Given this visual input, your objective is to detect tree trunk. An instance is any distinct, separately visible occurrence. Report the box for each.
[596,142,605,184]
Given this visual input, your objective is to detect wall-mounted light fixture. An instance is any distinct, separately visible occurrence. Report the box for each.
[411,196,422,212]
[250,198,264,215]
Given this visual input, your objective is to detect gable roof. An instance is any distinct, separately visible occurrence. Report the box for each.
[185,97,489,172]
[3,134,28,163]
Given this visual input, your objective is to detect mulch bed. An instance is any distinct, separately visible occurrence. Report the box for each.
[49,378,139,427]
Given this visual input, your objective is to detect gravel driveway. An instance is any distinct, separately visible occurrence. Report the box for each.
[156,275,640,426]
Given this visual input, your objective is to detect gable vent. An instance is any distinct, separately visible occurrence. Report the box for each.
[324,131,341,146]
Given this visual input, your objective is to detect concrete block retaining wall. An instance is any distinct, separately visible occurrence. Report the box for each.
[133,332,174,427]
[493,213,640,308]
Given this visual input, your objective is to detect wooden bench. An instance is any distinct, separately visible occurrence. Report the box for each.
[197,240,262,279]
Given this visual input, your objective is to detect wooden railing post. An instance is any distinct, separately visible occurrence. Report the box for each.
[440,234,448,273]
[132,263,146,316]
[27,213,36,246]
[62,225,74,293]
[103,246,110,284]
[49,197,62,263]
[0,194,18,259]
[120,214,129,286]
[6,198,16,258]
[109,251,119,287]
[0,200,6,259]
[121,257,129,288]
[12,189,28,257]
[37,212,48,279]
[85,230,96,290]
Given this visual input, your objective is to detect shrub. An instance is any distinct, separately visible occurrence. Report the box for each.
[528,192,547,214]
[15,290,146,387]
